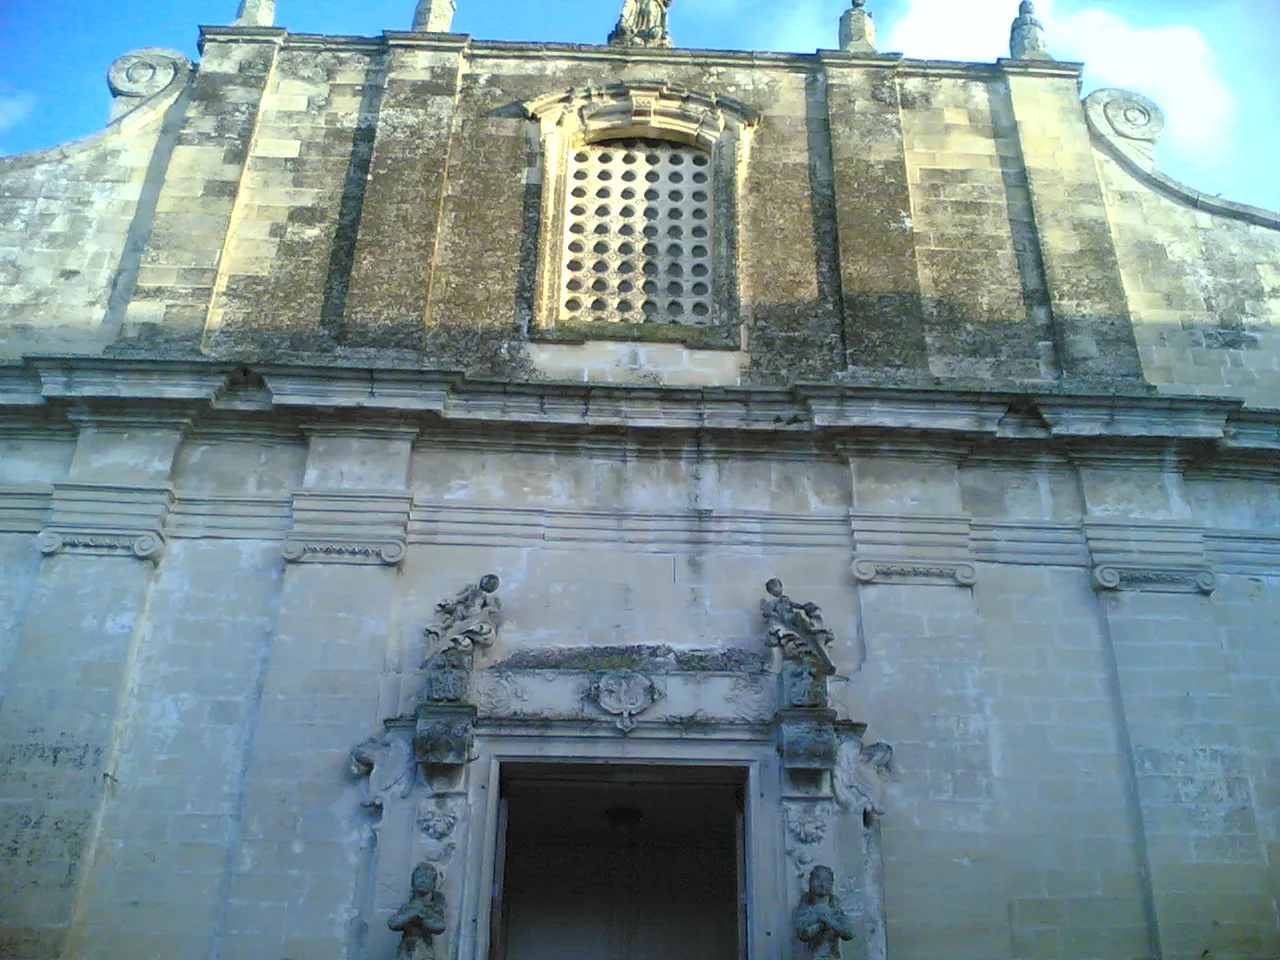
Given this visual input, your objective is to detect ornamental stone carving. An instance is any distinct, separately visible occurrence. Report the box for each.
[1009,0,1051,60]
[608,0,672,48]
[350,730,415,809]
[424,574,501,651]
[107,48,191,119]
[839,0,876,53]
[587,670,662,732]
[389,862,448,960]
[762,578,835,709]
[794,865,856,960]
[833,738,893,817]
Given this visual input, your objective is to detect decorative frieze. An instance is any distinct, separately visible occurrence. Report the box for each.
[1085,519,1216,595]
[851,512,976,586]
[281,490,411,565]
[37,482,172,562]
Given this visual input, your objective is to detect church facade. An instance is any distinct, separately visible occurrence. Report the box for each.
[1,1,1279,958]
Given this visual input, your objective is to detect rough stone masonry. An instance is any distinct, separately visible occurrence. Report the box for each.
[0,1,1278,959]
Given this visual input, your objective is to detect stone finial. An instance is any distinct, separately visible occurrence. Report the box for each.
[1009,0,1052,60]
[233,0,275,26]
[608,0,673,49]
[413,0,458,32]
[839,0,876,54]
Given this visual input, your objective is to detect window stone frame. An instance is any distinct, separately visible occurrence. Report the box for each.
[525,81,760,349]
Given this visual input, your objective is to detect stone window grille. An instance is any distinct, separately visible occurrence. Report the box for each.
[562,139,713,325]
[526,83,759,345]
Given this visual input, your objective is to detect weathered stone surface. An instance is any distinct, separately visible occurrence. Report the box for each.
[1,11,1279,960]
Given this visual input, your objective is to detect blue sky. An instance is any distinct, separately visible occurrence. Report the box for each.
[1,0,1277,212]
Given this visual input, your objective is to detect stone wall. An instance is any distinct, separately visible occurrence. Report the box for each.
[1098,151,1280,408]
[5,32,1276,400]
[0,364,1278,959]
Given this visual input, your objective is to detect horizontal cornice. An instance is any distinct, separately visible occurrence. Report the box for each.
[0,357,1273,457]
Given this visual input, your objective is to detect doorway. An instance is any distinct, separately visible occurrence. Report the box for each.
[492,763,747,960]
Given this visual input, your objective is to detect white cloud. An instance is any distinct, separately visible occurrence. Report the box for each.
[883,0,1237,170]
[0,90,37,155]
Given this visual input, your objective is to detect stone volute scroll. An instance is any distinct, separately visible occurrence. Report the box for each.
[389,861,448,960]
[763,578,839,773]
[794,865,856,960]
[608,0,673,48]
[414,574,501,768]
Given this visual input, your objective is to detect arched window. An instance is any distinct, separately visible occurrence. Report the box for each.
[526,83,758,345]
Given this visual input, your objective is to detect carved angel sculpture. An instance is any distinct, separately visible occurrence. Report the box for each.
[608,0,672,48]
[425,574,501,651]
[389,861,447,960]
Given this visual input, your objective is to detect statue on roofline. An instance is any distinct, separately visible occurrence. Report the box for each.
[609,0,672,48]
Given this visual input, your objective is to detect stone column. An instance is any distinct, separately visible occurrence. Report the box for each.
[0,413,185,957]
[216,420,417,959]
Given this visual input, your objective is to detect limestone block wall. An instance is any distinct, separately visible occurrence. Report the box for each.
[1,27,1200,391]
[0,366,1278,960]
[898,71,1051,381]
[0,49,190,359]
[1096,150,1280,409]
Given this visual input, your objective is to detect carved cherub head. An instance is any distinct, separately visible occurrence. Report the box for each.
[766,578,785,598]
[479,574,500,593]
[411,861,440,896]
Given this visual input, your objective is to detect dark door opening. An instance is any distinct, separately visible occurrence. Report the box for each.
[493,763,746,960]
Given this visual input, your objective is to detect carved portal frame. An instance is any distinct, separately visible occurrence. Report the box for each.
[524,81,761,348]
[422,723,888,960]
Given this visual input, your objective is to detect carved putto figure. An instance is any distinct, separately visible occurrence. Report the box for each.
[389,861,448,960]
[425,574,501,651]
[794,865,856,960]
[608,0,672,48]
[762,578,833,657]
[762,579,835,707]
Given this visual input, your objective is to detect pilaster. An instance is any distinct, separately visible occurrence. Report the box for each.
[218,420,419,957]
[341,34,467,348]
[1002,61,1144,380]
[119,26,286,348]
[821,57,929,372]
[0,411,185,955]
